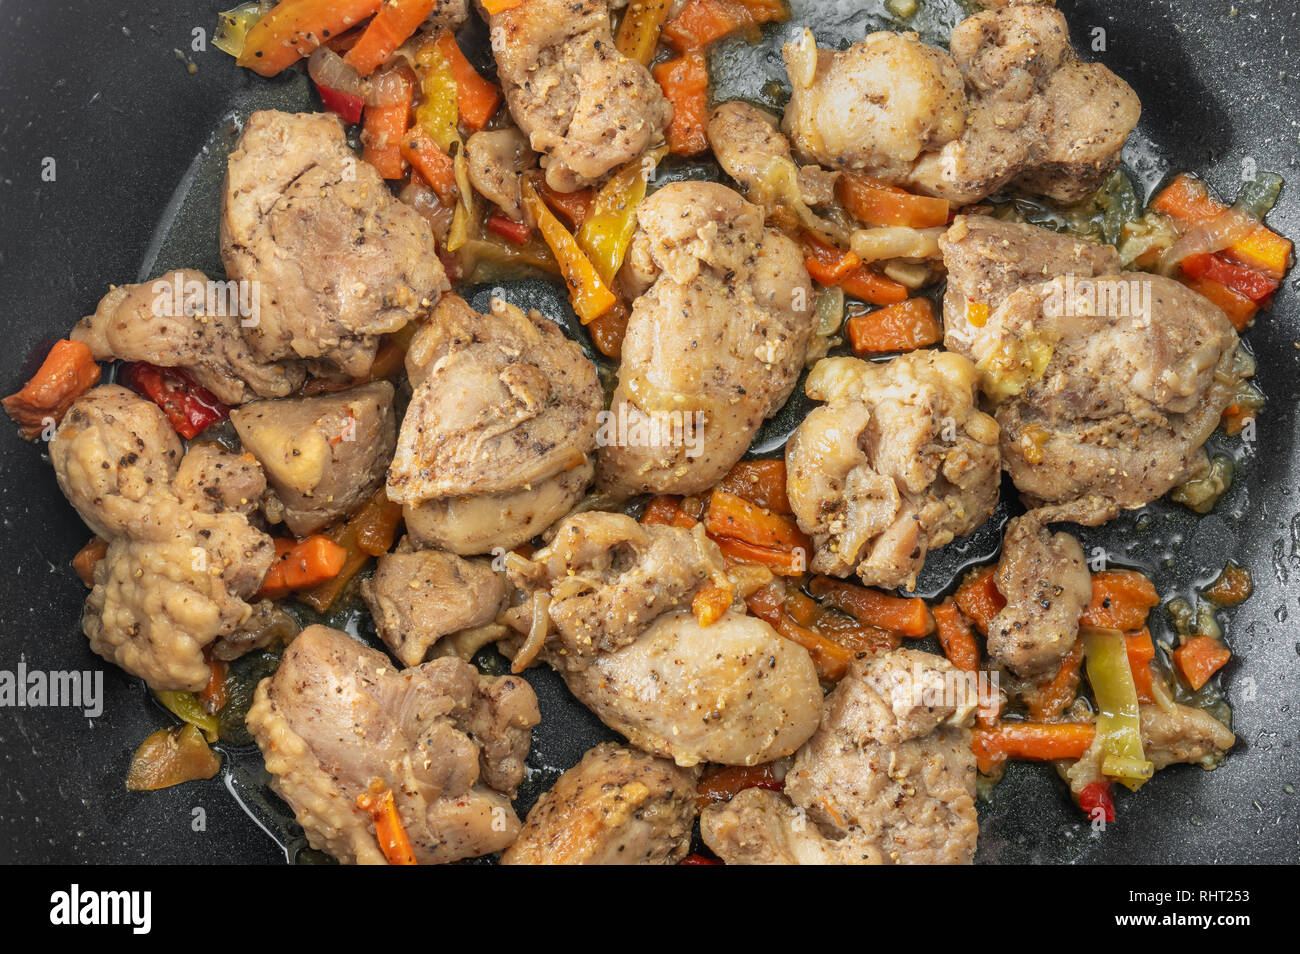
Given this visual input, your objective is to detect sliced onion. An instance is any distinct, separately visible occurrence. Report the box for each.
[307,46,364,99]
[365,61,417,107]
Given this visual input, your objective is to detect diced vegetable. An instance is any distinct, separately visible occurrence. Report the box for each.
[1171,454,1234,514]
[1077,780,1116,823]
[317,82,365,124]
[1180,252,1280,303]
[1202,562,1253,608]
[72,536,108,587]
[361,65,415,179]
[1082,626,1153,790]
[356,787,417,864]
[716,459,791,514]
[259,534,348,599]
[801,234,909,305]
[126,725,221,791]
[953,565,1004,635]
[696,762,782,808]
[1079,570,1159,631]
[1125,628,1156,704]
[971,721,1096,775]
[297,489,403,611]
[747,583,854,680]
[933,599,980,673]
[837,174,949,229]
[641,495,698,528]
[714,535,806,576]
[577,148,665,284]
[523,179,618,324]
[654,51,709,156]
[487,212,532,244]
[401,129,457,201]
[410,40,460,153]
[1022,640,1085,721]
[120,363,228,440]
[434,31,501,132]
[154,690,221,743]
[481,0,526,12]
[535,180,594,229]
[661,0,784,51]
[692,580,734,627]
[808,576,934,638]
[308,45,366,123]
[3,339,101,440]
[237,0,383,77]
[706,490,809,553]
[1173,635,1232,691]
[344,0,435,76]
[1151,173,1293,279]
[1182,275,1257,331]
[845,297,942,355]
[615,0,672,65]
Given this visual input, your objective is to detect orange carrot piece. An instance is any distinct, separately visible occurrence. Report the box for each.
[812,610,899,656]
[534,179,594,229]
[1125,628,1156,703]
[72,536,109,588]
[1023,641,1086,722]
[357,787,417,864]
[705,489,810,553]
[971,721,1096,775]
[237,0,384,77]
[801,233,909,305]
[361,66,415,179]
[692,580,734,627]
[401,129,457,202]
[642,495,691,527]
[1182,275,1258,332]
[662,0,751,51]
[839,265,910,305]
[933,599,980,673]
[953,565,1005,635]
[280,536,348,589]
[808,576,935,637]
[198,657,230,715]
[1151,173,1292,279]
[481,0,526,12]
[1079,570,1159,632]
[344,0,436,76]
[716,459,792,514]
[3,338,101,439]
[715,536,806,576]
[845,297,942,355]
[1173,635,1231,691]
[654,51,709,156]
[298,490,403,611]
[434,31,501,131]
[837,173,949,229]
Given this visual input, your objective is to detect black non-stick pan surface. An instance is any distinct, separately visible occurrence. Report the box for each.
[0,0,1296,864]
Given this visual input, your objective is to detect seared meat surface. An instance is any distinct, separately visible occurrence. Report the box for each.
[72,270,305,404]
[987,513,1092,677]
[1139,703,1236,771]
[786,351,1000,590]
[598,182,814,495]
[231,380,396,536]
[246,625,539,865]
[50,385,276,691]
[466,127,537,222]
[388,293,603,553]
[703,649,979,864]
[360,538,504,667]
[501,743,698,865]
[222,111,448,378]
[707,100,839,212]
[489,0,670,191]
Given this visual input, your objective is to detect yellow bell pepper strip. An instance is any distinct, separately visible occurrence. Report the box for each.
[577,147,667,284]
[412,38,460,153]
[1083,626,1154,791]
[523,179,618,323]
[356,787,418,864]
[344,0,435,76]
[446,140,478,253]
[434,31,502,132]
[214,2,267,59]
[236,0,383,77]
[616,0,672,65]
[154,690,221,743]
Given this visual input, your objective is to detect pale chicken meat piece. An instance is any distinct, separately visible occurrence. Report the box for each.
[360,538,505,667]
[246,625,539,865]
[523,609,822,767]
[466,127,537,222]
[598,182,815,496]
[501,743,698,865]
[707,100,839,212]
[703,649,979,865]
[50,386,278,691]
[785,351,1000,590]
[221,111,448,378]
[1139,703,1235,771]
[987,513,1092,677]
[489,0,670,191]
[71,270,305,405]
[781,29,967,183]
[504,511,731,661]
[387,294,603,554]
[230,381,396,535]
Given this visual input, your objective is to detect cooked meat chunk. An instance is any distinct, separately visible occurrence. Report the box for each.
[1139,703,1236,771]
[221,110,448,378]
[708,100,839,212]
[388,294,602,506]
[938,214,1121,357]
[505,511,731,661]
[231,381,396,535]
[489,0,670,191]
[71,270,306,404]
[786,352,1000,590]
[782,29,966,183]
[246,625,540,865]
[360,538,504,666]
[51,386,277,691]
[403,461,595,555]
[598,182,815,495]
[501,743,699,865]
[703,649,979,865]
[987,513,1091,677]
[466,127,537,222]
[534,609,823,767]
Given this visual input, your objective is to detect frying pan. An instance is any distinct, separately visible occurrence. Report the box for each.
[0,0,1296,865]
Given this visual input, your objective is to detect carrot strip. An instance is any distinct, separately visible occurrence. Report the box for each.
[1125,628,1156,703]
[953,565,1004,635]
[1180,252,1279,303]
[401,129,457,202]
[1182,275,1258,331]
[715,536,806,576]
[845,297,942,355]
[1173,635,1231,691]
[971,721,1096,775]
[344,0,436,76]
[802,234,909,305]
[705,489,809,553]
[641,495,692,527]
[357,788,417,864]
[933,599,980,673]
[1151,173,1292,279]
[361,66,415,179]
[3,339,101,439]
[198,657,230,715]
[237,0,384,77]
[1023,641,1086,721]
[809,576,934,637]
[838,173,949,229]
[654,51,709,156]
[434,31,502,131]
[1079,570,1159,632]
[716,459,792,514]
[298,490,403,611]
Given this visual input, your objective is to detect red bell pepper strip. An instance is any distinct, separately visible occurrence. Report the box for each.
[487,212,532,244]
[1078,781,1116,823]
[316,82,365,124]
[1179,251,1280,303]
[120,363,229,440]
